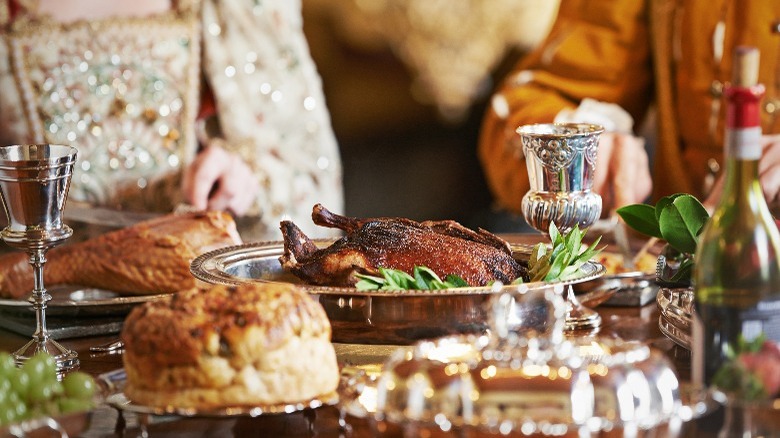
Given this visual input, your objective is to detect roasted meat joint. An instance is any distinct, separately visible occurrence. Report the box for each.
[280,204,527,287]
[0,211,242,299]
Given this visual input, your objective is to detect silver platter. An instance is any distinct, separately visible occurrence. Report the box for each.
[656,287,693,350]
[190,240,606,344]
[0,285,167,317]
[101,369,337,417]
[106,392,338,418]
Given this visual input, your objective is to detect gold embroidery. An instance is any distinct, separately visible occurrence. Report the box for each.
[4,5,201,211]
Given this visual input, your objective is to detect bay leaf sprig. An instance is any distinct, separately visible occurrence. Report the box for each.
[355,266,469,291]
[526,222,603,282]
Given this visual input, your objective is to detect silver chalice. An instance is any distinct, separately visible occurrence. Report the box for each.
[0,144,78,371]
[517,123,604,331]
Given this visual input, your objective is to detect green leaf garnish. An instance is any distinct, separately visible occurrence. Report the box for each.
[527,222,604,282]
[355,266,469,291]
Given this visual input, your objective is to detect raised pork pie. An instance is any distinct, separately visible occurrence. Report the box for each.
[280,204,526,287]
[122,282,339,409]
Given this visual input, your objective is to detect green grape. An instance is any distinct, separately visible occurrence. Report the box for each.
[0,352,14,377]
[58,398,93,414]
[21,354,50,383]
[10,369,29,399]
[0,402,16,425]
[49,380,64,397]
[0,380,10,404]
[27,380,54,404]
[33,352,56,377]
[0,351,97,427]
[6,391,21,405]
[10,400,27,421]
[62,372,97,400]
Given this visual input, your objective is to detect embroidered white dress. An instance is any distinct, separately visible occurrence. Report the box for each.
[0,0,343,239]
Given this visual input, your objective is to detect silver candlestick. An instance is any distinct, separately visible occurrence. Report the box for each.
[517,123,604,331]
[0,144,78,372]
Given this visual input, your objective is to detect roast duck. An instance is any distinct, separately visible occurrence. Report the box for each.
[0,211,241,299]
[280,204,527,287]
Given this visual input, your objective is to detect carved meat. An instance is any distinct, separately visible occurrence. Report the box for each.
[280,204,526,287]
[0,211,242,299]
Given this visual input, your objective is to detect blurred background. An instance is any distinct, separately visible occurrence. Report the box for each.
[302,0,561,229]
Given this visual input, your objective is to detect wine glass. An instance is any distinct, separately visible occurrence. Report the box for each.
[517,122,604,331]
[0,144,79,372]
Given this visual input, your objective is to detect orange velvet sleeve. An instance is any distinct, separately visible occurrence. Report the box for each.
[478,0,654,214]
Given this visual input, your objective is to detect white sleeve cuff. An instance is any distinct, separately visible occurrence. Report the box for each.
[554,98,635,134]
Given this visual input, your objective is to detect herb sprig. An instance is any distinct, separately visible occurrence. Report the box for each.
[355,266,469,291]
[526,222,603,283]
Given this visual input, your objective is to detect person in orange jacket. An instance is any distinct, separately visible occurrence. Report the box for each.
[479,0,780,217]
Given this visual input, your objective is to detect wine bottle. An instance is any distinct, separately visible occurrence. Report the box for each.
[692,46,780,400]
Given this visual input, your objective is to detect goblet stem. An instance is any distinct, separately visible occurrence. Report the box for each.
[29,249,50,343]
[564,285,602,332]
[12,248,79,372]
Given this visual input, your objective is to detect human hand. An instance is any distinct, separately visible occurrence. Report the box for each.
[704,134,780,216]
[592,132,653,214]
[181,144,259,215]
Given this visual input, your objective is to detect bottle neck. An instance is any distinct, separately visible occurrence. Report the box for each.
[721,156,762,204]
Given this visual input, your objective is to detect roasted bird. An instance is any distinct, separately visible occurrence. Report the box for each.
[0,211,242,299]
[280,204,526,287]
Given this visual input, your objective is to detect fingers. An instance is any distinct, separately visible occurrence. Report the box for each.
[182,145,259,215]
[206,155,259,215]
[593,133,652,214]
[702,175,724,213]
[182,146,229,210]
[760,138,780,215]
[609,135,652,212]
[706,136,780,215]
[593,133,617,213]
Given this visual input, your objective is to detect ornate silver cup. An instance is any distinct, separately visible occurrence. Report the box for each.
[517,123,604,331]
[0,144,78,372]
[518,123,603,234]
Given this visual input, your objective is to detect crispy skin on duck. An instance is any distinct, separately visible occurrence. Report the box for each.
[0,211,242,299]
[279,204,526,287]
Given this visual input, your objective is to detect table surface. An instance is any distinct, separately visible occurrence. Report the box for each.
[0,234,726,437]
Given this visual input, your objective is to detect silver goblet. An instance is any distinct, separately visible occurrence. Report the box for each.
[517,123,604,331]
[0,144,78,372]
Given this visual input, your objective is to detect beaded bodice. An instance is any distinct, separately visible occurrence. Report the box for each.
[0,0,344,239]
[0,4,200,211]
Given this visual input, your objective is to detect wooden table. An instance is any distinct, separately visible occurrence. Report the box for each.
[0,234,727,437]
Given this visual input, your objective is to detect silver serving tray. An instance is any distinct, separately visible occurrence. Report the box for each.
[0,286,168,338]
[99,369,337,418]
[190,240,606,345]
[0,285,167,317]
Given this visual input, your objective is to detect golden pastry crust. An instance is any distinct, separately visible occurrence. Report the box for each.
[121,282,339,409]
[0,211,242,299]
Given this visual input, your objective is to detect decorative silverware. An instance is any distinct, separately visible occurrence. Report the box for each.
[517,122,605,331]
[89,339,125,353]
[0,144,79,372]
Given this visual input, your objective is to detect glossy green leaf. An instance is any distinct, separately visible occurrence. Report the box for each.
[445,274,469,288]
[617,203,661,238]
[658,195,709,254]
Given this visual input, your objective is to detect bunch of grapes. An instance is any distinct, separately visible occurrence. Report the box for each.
[0,351,96,427]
